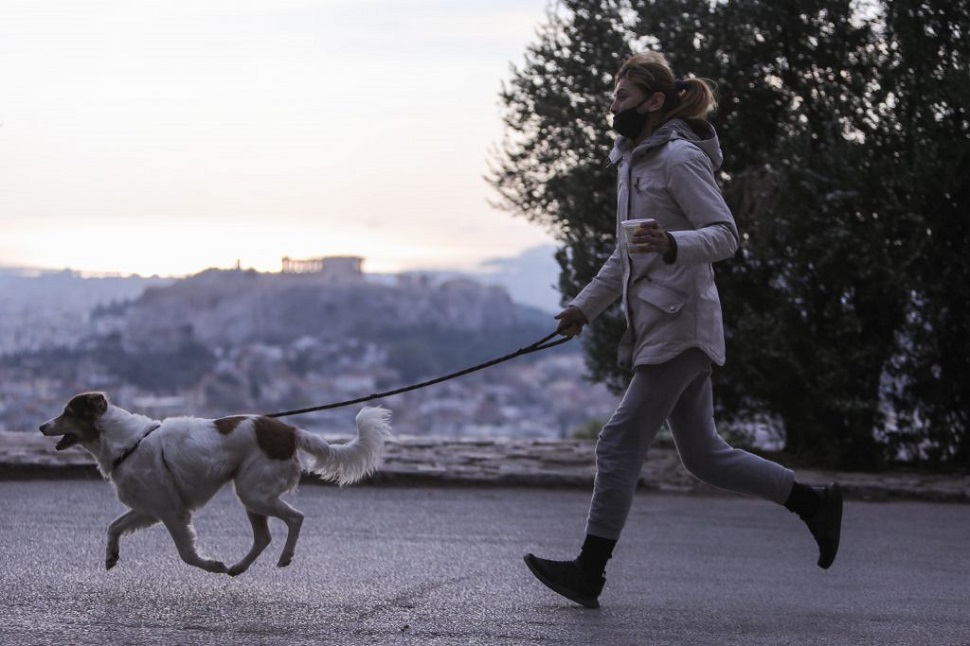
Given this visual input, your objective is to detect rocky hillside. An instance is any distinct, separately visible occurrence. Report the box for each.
[1,264,624,439]
[118,268,550,353]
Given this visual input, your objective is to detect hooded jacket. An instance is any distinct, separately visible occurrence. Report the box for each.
[569,118,739,368]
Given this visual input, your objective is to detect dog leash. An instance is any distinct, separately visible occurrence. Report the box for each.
[265,331,572,419]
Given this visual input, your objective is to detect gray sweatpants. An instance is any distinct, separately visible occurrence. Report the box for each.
[586,348,795,540]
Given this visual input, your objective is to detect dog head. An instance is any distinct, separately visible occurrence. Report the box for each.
[39,392,110,451]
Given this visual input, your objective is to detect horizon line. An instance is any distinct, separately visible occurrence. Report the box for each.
[0,244,560,281]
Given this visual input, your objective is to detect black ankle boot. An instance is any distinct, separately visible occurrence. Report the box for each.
[523,554,605,608]
[803,483,843,569]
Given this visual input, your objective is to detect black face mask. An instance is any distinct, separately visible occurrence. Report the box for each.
[612,99,649,139]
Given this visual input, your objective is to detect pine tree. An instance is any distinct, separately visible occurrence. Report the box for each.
[491,0,970,469]
[878,0,970,466]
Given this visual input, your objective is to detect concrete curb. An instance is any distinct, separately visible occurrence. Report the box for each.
[2,432,967,503]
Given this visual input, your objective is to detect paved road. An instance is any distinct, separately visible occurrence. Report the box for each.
[1,481,967,646]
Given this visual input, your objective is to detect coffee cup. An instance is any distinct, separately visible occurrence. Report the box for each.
[621,218,656,254]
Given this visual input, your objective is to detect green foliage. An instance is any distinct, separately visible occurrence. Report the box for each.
[688,0,909,470]
[877,0,970,465]
[492,0,970,470]
[571,417,604,441]
[94,335,217,391]
[4,334,217,393]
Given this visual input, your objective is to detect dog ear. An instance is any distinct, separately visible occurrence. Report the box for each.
[70,392,109,419]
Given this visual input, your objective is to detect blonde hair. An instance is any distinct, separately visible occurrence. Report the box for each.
[615,51,717,122]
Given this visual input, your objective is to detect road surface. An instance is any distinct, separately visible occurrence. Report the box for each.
[0,481,967,645]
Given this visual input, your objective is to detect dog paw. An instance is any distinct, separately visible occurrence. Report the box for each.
[227,563,247,577]
[202,560,228,574]
[276,555,292,568]
[105,554,119,570]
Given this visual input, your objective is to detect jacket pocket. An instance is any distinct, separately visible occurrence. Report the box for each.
[632,279,687,315]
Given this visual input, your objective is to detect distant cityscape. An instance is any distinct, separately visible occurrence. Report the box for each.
[0,256,622,441]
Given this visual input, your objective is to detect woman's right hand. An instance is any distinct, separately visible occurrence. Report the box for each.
[554,306,588,337]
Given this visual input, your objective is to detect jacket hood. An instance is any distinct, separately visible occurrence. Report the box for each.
[609,118,724,170]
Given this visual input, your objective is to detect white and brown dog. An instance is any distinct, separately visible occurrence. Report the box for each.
[39,392,391,576]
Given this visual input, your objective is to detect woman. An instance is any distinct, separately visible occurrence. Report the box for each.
[523,51,843,609]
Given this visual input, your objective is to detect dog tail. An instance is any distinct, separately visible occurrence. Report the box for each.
[298,406,392,486]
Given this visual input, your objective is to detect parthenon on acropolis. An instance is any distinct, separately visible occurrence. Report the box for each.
[281,255,364,280]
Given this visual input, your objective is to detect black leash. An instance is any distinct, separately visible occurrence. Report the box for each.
[265,331,571,419]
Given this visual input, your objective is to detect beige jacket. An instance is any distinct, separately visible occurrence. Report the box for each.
[570,119,739,368]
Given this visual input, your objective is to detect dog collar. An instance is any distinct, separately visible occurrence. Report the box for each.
[111,423,161,473]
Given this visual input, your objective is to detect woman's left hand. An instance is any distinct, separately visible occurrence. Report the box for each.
[631,220,671,255]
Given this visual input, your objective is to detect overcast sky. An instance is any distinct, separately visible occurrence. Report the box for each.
[0,0,560,277]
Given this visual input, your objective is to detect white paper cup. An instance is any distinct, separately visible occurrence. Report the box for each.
[621,218,656,254]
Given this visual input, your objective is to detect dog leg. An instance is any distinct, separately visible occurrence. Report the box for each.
[228,511,272,577]
[270,501,304,568]
[241,499,304,568]
[160,515,228,574]
[105,510,157,570]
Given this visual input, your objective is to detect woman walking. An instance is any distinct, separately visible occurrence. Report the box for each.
[524,51,843,609]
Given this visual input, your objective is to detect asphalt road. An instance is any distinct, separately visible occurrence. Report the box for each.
[0,481,967,646]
